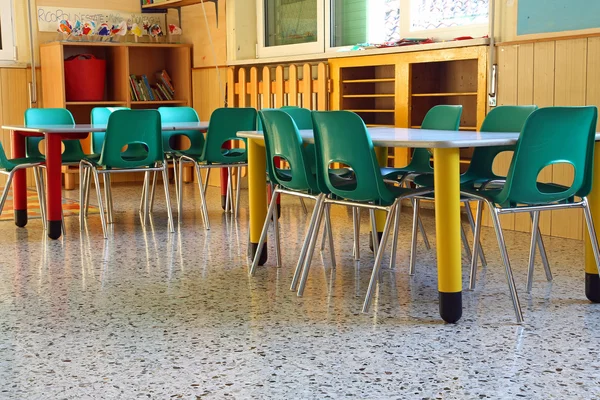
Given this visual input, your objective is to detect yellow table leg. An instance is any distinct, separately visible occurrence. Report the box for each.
[248,138,268,265]
[584,143,600,302]
[433,148,462,323]
[374,147,388,231]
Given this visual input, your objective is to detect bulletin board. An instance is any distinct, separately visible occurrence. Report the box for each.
[517,0,600,36]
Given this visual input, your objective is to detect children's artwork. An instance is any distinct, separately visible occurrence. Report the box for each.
[111,21,127,40]
[149,24,163,38]
[71,20,83,37]
[129,23,143,38]
[168,24,182,35]
[57,19,72,36]
[97,23,111,40]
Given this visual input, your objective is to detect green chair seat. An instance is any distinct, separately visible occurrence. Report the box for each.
[0,156,45,172]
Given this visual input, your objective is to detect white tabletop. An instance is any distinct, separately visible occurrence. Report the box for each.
[238,127,600,148]
[2,122,210,134]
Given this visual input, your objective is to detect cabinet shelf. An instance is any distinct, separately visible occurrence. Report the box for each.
[66,101,127,106]
[343,94,395,98]
[342,78,395,83]
[131,100,188,105]
[412,92,478,97]
[142,0,205,9]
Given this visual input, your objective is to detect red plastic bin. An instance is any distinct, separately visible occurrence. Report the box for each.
[64,54,106,102]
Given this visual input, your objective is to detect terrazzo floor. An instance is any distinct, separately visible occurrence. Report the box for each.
[0,182,599,399]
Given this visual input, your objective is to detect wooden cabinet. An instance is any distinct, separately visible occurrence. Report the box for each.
[329,45,488,169]
[40,41,192,187]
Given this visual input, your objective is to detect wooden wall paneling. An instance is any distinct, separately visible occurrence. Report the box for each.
[317,63,328,111]
[262,67,272,109]
[288,65,299,106]
[552,38,587,240]
[476,46,488,130]
[249,67,259,109]
[514,43,535,233]
[227,67,237,108]
[179,0,227,68]
[586,37,600,240]
[303,64,313,109]
[39,45,65,108]
[488,45,518,230]
[275,66,284,108]
[394,62,410,166]
[532,41,556,235]
[238,68,248,108]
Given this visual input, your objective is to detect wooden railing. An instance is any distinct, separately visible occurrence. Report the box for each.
[226,62,330,111]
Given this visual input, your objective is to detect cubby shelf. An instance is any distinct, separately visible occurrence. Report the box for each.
[411,92,478,97]
[142,0,205,9]
[343,94,395,98]
[342,78,395,83]
[131,100,188,105]
[65,101,127,106]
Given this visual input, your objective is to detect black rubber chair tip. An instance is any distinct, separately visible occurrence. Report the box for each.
[585,273,600,303]
[368,231,384,252]
[439,291,462,323]
[47,220,62,240]
[249,242,268,266]
[14,210,27,227]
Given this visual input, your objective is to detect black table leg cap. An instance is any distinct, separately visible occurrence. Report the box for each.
[47,220,62,240]
[439,291,462,323]
[221,195,227,210]
[249,242,268,266]
[585,273,600,303]
[14,210,27,227]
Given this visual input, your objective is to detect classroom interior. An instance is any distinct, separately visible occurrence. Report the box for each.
[1,0,600,398]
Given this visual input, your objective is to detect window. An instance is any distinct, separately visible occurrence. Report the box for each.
[257,0,489,58]
[0,0,15,61]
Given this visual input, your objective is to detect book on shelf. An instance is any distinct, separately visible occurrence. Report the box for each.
[129,70,176,102]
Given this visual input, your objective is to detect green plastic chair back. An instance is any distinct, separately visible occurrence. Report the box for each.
[280,106,313,129]
[464,105,538,182]
[493,106,598,206]
[312,110,395,205]
[406,105,463,173]
[24,108,85,162]
[99,110,163,169]
[158,106,205,154]
[201,107,257,164]
[259,110,318,193]
[90,107,130,153]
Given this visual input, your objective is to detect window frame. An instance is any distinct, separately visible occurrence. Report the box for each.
[0,0,16,61]
[256,0,326,59]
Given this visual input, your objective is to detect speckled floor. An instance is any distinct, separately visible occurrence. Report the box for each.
[0,182,599,399]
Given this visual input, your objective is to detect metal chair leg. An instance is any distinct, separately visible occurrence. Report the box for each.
[103,174,113,224]
[225,167,233,214]
[79,164,85,229]
[172,158,179,204]
[0,172,14,216]
[460,221,473,262]
[526,211,541,293]
[84,167,91,217]
[409,198,420,276]
[535,226,552,282]
[92,169,108,239]
[582,198,600,272]
[297,199,327,296]
[469,200,484,290]
[149,170,158,214]
[34,167,47,230]
[250,188,279,276]
[140,172,148,214]
[291,194,325,289]
[465,200,487,267]
[362,201,397,313]
[161,163,175,233]
[389,202,401,269]
[411,197,430,250]
[235,166,242,219]
[369,209,379,254]
[299,198,308,214]
[352,207,360,261]
[489,206,524,323]
[195,164,211,230]
[323,203,336,268]
[204,168,211,196]
[272,189,282,268]
[142,171,150,227]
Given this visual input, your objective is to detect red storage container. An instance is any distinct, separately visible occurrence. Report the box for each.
[64,54,106,101]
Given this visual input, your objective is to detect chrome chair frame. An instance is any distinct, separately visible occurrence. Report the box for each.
[464,191,600,324]
[79,159,175,239]
[0,163,46,219]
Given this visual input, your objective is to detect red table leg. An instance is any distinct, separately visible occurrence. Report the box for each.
[45,135,63,240]
[11,130,27,227]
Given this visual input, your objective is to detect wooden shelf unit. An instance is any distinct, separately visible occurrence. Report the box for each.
[329,45,487,170]
[142,0,204,10]
[40,41,192,188]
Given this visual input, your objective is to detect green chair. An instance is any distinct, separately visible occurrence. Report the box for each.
[463,106,600,323]
[79,109,174,238]
[0,141,45,221]
[411,106,541,289]
[298,110,432,313]
[250,109,336,279]
[177,107,257,229]
[24,108,84,232]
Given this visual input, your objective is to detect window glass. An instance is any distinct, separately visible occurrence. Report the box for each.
[332,0,400,47]
[410,0,489,31]
[265,0,319,47]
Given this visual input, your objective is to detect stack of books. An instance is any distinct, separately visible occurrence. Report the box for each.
[129,70,175,102]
